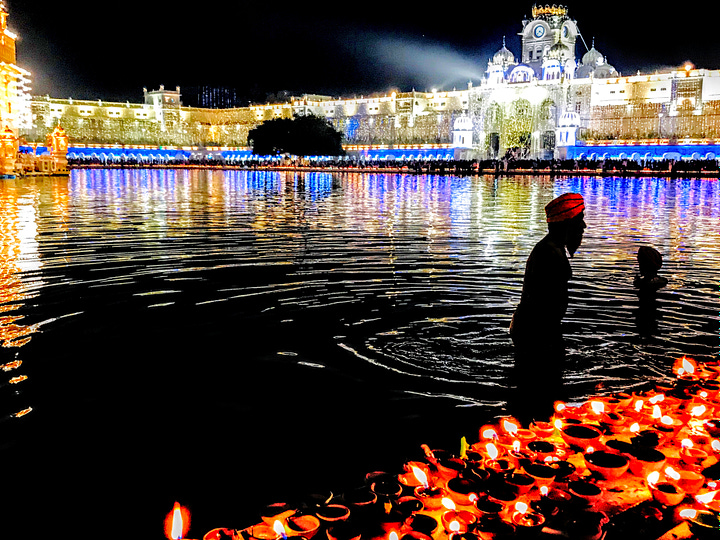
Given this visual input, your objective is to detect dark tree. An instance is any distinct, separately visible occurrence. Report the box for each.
[248,115,345,156]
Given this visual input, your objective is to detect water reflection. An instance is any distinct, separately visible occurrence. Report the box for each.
[0,171,716,422]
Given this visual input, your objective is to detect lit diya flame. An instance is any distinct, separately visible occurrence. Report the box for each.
[449,521,461,533]
[502,419,519,437]
[514,501,529,515]
[468,493,479,504]
[682,439,694,449]
[675,356,697,377]
[649,394,665,405]
[481,427,499,440]
[554,401,566,413]
[590,401,604,415]
[553,418,563,430]
[165,502,190,540]
[695,491,719,505]
[486,442,499,461]
[679,508,698,520]
[512,440,521,452]
[712,440,720,453]
[273,521,287,540]
[412,466,430,489]
[652,405,662,420]
[630,422,640,433]
[634,400,644,413]
[389,532,399,540]
[691,405,707,417]
[647,471,660,487]
[442,497,456,511]
[660,415,674,426]
[540,486,549,497]
[665,466,682,482]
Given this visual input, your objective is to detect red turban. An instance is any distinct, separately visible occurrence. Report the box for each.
[545,193,585,223]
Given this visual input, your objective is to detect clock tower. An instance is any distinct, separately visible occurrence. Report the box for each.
[520,5,578,75]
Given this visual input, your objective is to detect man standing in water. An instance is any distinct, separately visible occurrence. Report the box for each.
[508,193,586,423]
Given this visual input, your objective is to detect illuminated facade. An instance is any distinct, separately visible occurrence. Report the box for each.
[22,4,720,160]
[0,2,31,135]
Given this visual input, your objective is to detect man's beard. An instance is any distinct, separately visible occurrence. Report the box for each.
[567,233,583,258]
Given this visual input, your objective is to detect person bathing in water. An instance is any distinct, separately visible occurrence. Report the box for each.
[508,193,587,423]
[634,246,668,293]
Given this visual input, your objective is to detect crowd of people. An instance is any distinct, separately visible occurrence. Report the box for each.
[66,154,720,176]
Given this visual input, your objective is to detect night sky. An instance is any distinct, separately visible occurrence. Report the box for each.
[10,1,720,104]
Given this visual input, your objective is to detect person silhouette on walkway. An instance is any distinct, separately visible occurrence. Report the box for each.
[507,193,587,424]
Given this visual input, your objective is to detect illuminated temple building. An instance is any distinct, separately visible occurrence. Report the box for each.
[21,4,720,161]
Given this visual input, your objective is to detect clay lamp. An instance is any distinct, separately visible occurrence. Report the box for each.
[548,460,575,485]
[679,508,720,538]
[436,456,467,480]
[371,478,404,502]
[399,532,432,540]
[504,472,535,495]
[260,503,295,525]
[475,517,515,539]
[599,411,627,434]
[405,512,440,536]
[529,420,556,438]
[510,501,545,534]
[526,440,556,461]
[523,463,556,488]
[560,424,602,450]
[446,477,480,506]
[399,462,431,487]
[485,481,521,509]
[473,496,504,519]
[675,356,700,382]
[604,439,634,456]
[325,521,362,540]
[654,413,683,436]
[680,438,709,468]
[627,447,667,478]
[440,498,476,534]
[568,480,603,504]
[315,504,350,525]
[342,486,377,514]
[482,443,514,475]
[285,515,321,539]
[530,486,560,518]
[631,429,664,448]
[554,401,583,421]
[411,466,446,510]
[584,450,629,480]
[672,468,705,495]
[647,471,686,506]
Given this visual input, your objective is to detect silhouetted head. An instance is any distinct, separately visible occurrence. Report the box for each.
[638,246,662,277]
[545,193,586,257]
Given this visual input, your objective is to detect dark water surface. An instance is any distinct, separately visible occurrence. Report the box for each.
[0,169,717,538]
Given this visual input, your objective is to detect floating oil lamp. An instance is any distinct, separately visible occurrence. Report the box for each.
[648,471,686,506]
[526,440,555,461]
[446,477,479,506]
[510,501,545,533]
[165,502,192,540]
[504,472,535,494]
[584,451,629,480]
[260,503,295,525]
[523,463,556,488]
[405,512,440,536]
[315,504,350,524]
[482,443,514,474]
[411,466,446,510]
[530,486,560,518]
[560,424,602,450]
[529,420,555,438]
[681,438,709,468]
[440,498,475,534]
[325,521,361,540]
[399,462,430,487]
[568,480,603,504]
[286,515,321,539]
[679,508,720,538]
[627,446,667,478]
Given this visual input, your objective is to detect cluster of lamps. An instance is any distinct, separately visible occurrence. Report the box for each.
[166,355,720,539]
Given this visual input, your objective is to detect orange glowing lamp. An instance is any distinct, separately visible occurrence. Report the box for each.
[412,466,430,489]
[502,419,519,437]
[486,442,499,461]
[165,502,191,540]
[679,508,698,519]
[442,497,456,511]
[675,356,698,377]
[590,401,604,415]
[647,471,660,487]
[514,501,529,515]
[665,466,682,482]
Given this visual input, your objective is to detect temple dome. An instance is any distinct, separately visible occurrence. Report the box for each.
[582,46,605,67]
